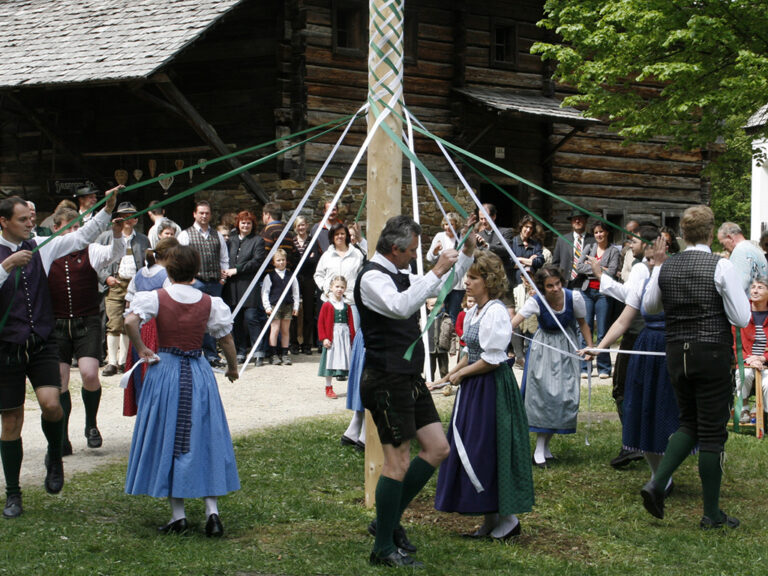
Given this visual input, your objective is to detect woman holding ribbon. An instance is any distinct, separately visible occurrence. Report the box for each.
[124,245,240,538]
[513,266,592,467]
[433,250,533,540]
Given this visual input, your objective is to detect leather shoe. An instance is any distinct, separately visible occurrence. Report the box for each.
[461,528,491,539]
[640,480,665,519]
[101,364,118,377]
[700,510,740,530]
[355,440,365,453]
[340,435,357,447]
[205,513,224,537]
[491,521,521,541]
[158,518,189,534]
[254,357,264,367]
[610,448,644,469]
[368,519,417,553]
[44,452,64,494]
[86,426,102,448]
[2,493,22,519]
[369,548,423,568]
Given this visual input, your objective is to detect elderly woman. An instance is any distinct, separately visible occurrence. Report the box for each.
[510,214,544,288]
[313,222,364,310]
[434,251,533,540]
[223,211,266,364]
[426,212,465,324]
[576,221,621,378]
[292,215,320,355]
[734,278,768,424]
[513,266,591,467]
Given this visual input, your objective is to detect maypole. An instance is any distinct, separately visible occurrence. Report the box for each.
[364,0,405,507]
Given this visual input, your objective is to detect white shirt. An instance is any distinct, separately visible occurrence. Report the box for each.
[127,283,232,339]
[642,244,750,327]
[359,251,473,320]
[426,231,463,290]
[518,290,587,319]
[262,269,300,312]
[117,231,138,280]
[177,223,229,271]
[600,260,649,309]
[0,209,112,287]
[463,301,512,365]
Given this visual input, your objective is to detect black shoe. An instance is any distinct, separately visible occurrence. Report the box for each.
[610,448,644,469]
[2,493,22,519]
[85,426,102,449]
[336,375,348,381]
[532,456,547,469]
[236,354,246,364]
[369,548,423,568]
[270,355,282,366]
[205,513,224,537]
[282,354,292,366]
[158,518,189,534]
[254,357,264,367]
[101,364,118,377]
[207,356,223,368]
[491,521,522,541]
[118,364,126,374]
[62,439,73,457]
[355,440,366,453]
[44,452,64,494]
[640,480,665,519]
[290,345,300,355]
[700,510,740,530]
[340,435,357,447]
[368,519,417,554]
[303,347,313,356]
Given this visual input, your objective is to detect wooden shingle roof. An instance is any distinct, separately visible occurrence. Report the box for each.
[0,0,246,88]
[745,103,768,133]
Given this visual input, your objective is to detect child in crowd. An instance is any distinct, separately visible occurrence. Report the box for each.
[216,224,231,243]
[317,276,356,399]
[261,249,299,365]
[426,297,452,381]
[455,294,474,362]
[511,277,538,369]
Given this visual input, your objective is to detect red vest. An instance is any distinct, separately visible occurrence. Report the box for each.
[48,248,100,318]
[156,289,212,351]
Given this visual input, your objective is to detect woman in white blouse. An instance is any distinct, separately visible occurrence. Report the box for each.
[433,251,533,541]
[314,222,364,310]
[426,212,465,324]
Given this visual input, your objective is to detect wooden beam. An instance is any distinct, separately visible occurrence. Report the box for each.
[542,125,584,165]
[151,74,269,204]
[3,92,109,189]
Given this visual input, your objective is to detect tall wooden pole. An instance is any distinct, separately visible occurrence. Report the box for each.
[364,0,405,508]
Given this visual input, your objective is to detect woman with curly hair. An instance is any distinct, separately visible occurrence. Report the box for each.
[513,266,591,467]
[434,251,534,540]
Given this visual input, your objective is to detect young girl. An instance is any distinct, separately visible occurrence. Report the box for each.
[317,276,355,399]
[123,245,239,537]
[261,248,299,365]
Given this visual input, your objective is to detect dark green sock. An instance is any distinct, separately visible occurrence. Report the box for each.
[398,456,436,518]
[653,430,696,490]
[81,387,101,430]
[699,450,723,521]
[41,416,64,459]
[373,475,403,556]
[60,390,72,441]
[0,439,23,495]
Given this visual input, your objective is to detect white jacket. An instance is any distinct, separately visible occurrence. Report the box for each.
[313,245,365,303]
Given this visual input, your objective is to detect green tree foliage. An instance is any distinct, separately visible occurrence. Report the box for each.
[533,0,768,149]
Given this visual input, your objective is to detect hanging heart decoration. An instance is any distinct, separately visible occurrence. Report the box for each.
[158,173,174,194]
[197,158,207,174]
[148,159,157,178]
[133,169,143,182]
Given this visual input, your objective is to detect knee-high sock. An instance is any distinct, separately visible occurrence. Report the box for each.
[699,450,723,521]
[652,430,695,490]
[81,387,101,430]
[107,334,120,366]
[205,496,219,517]
[398,456,435,519]
[60,390,72,441]
[169,497,186,521]
[118,334,130,365]
[373,475,403,556]
[0,439,22,495]
[41,415,64,458]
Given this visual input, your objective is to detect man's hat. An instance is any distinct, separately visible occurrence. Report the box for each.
[567,208,589,220]
[115,201,138,215]
[74,186,100,197]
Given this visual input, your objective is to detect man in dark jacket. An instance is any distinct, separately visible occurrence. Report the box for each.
[551,208,594,289]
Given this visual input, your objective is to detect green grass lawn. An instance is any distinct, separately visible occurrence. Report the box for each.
[0,386,765,575]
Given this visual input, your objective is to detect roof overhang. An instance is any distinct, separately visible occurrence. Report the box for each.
[453,87,600,128]
[744,103,768,134]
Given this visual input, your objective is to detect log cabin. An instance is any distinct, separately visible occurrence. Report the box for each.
[0,0,706,243]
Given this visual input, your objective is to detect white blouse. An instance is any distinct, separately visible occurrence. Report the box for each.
[463,300,511,365]
[518,290,587,319]
[126,283,233,340]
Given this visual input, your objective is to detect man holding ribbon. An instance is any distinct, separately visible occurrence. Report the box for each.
[354,214,475,568]
[0,187,119,519]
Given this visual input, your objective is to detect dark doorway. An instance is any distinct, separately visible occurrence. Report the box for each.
[478,182,522,229]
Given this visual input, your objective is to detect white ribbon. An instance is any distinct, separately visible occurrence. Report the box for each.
[451,386,485,494]
[119,355,159,389]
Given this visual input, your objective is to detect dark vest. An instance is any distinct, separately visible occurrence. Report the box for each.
[48,248,100,318]
[0,240,55,344]
[658,250,732,345]
[268,270,293,307]
[354,260,424,374]
[186,226,221,282]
